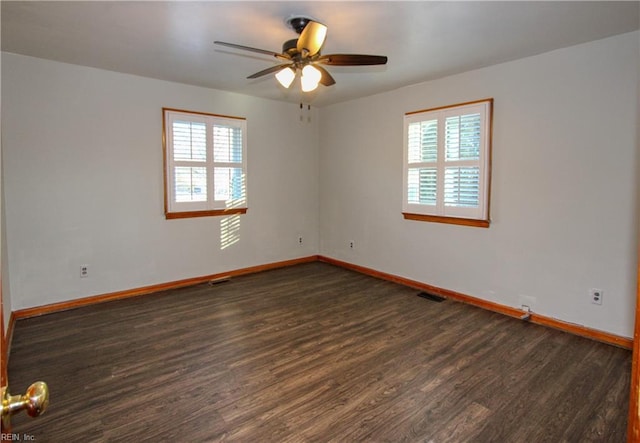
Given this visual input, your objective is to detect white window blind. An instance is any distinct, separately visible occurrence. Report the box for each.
[403,99,492,225]
[163,109,247,217]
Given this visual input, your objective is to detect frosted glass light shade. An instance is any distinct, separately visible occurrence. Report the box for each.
[275,67,295,88]
[301,65,321,92]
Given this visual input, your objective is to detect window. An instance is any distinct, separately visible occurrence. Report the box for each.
[163,108,247,219]
[403,99,492,227]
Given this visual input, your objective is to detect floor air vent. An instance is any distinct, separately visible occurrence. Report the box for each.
[417,292,446,302]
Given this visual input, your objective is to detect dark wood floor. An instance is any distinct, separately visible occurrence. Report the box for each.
[8,262,631,442]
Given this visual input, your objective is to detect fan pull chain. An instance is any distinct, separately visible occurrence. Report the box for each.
[299,103,313,123]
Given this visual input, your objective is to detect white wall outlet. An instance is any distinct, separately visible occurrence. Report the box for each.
[349,240,354,249]
[591,288,603,305]
[298,236,303,245]
[80,264,89,278]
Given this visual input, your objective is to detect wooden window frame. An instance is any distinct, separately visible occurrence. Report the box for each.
[402,99,493,228]
[162,108,248,219]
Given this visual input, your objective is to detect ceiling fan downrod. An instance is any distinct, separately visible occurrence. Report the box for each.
[285,15,316,34]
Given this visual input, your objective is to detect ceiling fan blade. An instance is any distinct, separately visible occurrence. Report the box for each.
[247,63,294,79]
[315,65,336,86]
[296,21,327,57]
[214,41,290,60]
[318,54,388,66]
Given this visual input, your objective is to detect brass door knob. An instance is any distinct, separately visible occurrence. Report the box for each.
[1,381,49,428]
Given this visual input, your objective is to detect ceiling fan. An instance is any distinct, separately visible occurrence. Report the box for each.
[214,15,388,93]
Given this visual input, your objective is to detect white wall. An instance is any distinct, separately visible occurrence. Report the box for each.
[319,31,639,338]
[2,31,638,339]
[2,53,319,310]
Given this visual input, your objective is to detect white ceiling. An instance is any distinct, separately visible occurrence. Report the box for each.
[2,1,639,107]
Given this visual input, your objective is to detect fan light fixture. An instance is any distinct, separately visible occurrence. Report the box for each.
[301,65,321,92]
[275,67,296,88]
[276,65,321,92]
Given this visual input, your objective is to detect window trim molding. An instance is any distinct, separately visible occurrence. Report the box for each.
[403,98,493,227]
[402,212,490,228]
[162,107,247,220]
[165,208,248,220]
[404,98,493,116]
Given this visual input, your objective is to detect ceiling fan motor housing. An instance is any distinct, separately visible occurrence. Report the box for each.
[282,38,299,56]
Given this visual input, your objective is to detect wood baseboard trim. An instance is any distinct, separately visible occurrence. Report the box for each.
[14,255,319,320]
[530,313,632,349]
[318,255,633,350]
[11,254,632,350]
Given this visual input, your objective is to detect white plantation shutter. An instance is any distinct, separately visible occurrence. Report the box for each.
[171,119,208,203]
[407,168,437,206]
[407,120,438,163]
[443,111,482,210]
[444,167,480,207]
[212,124,246,207]
[213,125,243,163]
[407,119,439,207]
[173,120,207,161]
[444,113,481,161]
[403,100,492,224]
[164,109,247,215]
[174,166,207,203]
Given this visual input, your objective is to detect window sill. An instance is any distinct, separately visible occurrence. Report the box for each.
[166,208,247,220]
[402,212,490,228]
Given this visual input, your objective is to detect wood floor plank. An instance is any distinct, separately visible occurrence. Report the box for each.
[7,262,630,442]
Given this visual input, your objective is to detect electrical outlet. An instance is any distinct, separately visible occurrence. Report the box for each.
[591,288,603,305]
[80,265,89,278]
[298,236,303,245]
[349,240,354,249]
